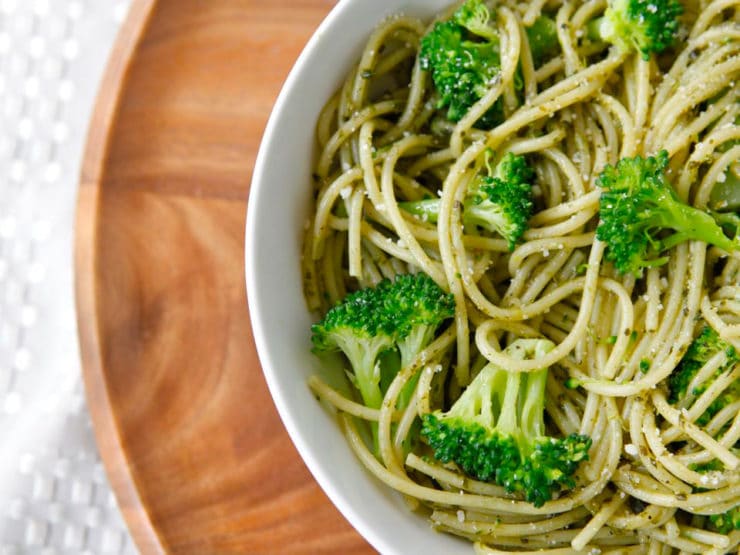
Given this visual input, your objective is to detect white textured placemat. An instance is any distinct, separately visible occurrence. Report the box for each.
[0,1,137,553]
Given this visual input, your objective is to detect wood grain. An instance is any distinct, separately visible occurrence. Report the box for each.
[75,1,374,552]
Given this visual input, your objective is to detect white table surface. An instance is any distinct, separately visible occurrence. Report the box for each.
[0,1,137,553]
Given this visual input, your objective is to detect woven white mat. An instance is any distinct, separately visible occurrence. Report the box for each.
[0,1,137,553]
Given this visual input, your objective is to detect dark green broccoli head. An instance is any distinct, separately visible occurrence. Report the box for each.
[421,339,592,507]
[492,150,534,184]
[465,152,535,250]
[381,273,455,408]
[419,1,503,128]
[311,287,393,353]
[668,326,739,426]
[596,151,674,275]
[311,284,397,410]
[421,412,519,483]
[596,151,739,276]
[500,434,592,507]
[381,273,455,339]
[589,0,683,59]
[399,152,534,249]
[312,273,454,411]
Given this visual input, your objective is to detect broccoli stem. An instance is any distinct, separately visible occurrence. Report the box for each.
[340,338,386,410]
[445,365,503,426]
[585,17,611,45]
[507,340,551,451]
[339,338,387,453]
[396,324,436,408]
[497,369,521,436]
[464,199,509,234]
[399,199,442,224]
[520,369,547,440]
[656,201,738,253]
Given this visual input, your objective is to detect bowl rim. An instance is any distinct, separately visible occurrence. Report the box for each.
[246,2,471,553]
[245,1,392,553]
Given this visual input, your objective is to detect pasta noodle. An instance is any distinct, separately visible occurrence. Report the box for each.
[302,0,740,552]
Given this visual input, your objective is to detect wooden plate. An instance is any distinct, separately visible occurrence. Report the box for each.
[75,1,373,552]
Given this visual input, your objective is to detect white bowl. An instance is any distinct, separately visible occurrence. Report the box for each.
[245,1,471,553]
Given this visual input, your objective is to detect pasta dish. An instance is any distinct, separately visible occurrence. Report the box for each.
[301,0,740,552]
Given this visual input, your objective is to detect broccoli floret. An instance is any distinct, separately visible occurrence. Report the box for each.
[668,326,739,426]
[312,273,454,412]
[596,151,740,276]
[421,339,592,507]
[311,286,397,411]
[389,274,456,369]
[525,15,560,65]
[420,0,503,128]
[453,0,499,41]
[385,274,456,407]
[586,0,683,59]
[465,152,535,250]
[400,151,534,250]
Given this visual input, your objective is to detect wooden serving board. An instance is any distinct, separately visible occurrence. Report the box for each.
[75,1,373,552]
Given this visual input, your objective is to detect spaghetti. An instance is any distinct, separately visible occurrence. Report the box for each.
[302,0,740,552]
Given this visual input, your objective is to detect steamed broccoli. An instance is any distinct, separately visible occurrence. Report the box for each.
[311,273,455,413]
[668,325,739,427]
[420,0,503,128]
[453,0,499,41]
[385,274,456,407]
[421,339,592,507]
[400,151,534,250]
[420,0,559,126]
[389,274,456,366]
[311,285,396,411]
[586,0,683,59]
[465,152,535,250]
[596,151,740,276]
